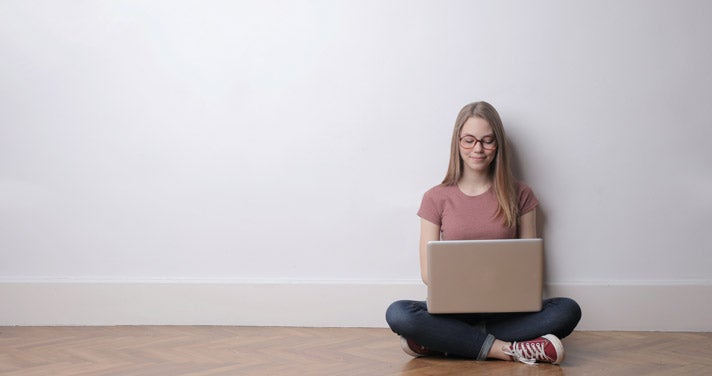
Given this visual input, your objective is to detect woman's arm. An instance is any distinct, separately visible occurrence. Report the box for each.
[419,218,441,285]
[518,208,538,238]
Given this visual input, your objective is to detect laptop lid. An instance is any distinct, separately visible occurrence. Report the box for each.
[426,238,544,314]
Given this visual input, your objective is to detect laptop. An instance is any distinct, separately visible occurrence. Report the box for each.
[426,238,544,314]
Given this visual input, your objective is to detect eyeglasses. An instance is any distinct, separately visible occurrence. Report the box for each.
[459,135,497,150]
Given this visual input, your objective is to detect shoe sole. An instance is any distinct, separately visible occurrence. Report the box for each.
[542,334,565,364]
[400,336,424,357]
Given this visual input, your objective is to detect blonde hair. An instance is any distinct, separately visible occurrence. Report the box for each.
[442,101,519,228]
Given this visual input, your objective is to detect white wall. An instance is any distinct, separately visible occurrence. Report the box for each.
[1,1,711,329]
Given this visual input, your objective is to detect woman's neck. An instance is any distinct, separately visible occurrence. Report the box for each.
[457,171,493,196]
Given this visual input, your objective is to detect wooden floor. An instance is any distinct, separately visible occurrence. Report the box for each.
[1,327,711,375]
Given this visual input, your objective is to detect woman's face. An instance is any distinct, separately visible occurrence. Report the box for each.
[459,117,497,175]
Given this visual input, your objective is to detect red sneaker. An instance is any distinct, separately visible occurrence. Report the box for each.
[399,336,442,357]
[504,334,565,365]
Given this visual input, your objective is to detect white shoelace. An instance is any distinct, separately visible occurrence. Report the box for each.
[503,341,549,365]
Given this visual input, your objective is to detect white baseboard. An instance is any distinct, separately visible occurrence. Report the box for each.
[545,281,712,331]
[1,279,710,331]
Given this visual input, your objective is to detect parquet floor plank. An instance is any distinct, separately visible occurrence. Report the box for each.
[1,326,710,375]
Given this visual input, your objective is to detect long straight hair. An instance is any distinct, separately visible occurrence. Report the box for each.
[442,101,519,228]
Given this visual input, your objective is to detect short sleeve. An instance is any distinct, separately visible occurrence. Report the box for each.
[417,188,442,225]
[517,182,539,215]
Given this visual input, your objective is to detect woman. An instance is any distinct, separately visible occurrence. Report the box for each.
[385,101,581,365]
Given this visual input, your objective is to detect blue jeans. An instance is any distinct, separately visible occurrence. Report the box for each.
[385,298,581,360]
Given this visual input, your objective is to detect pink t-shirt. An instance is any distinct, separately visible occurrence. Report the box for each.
[417,182,539,240]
